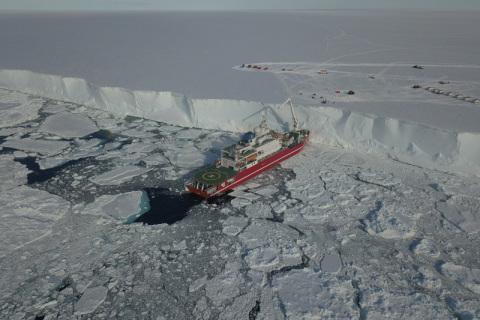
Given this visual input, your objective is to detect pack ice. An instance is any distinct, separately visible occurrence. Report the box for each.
[1,82,480,320]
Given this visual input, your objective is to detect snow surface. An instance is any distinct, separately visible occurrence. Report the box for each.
[1,10,480,320]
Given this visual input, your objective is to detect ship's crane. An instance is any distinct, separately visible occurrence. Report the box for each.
[278,98,299,131]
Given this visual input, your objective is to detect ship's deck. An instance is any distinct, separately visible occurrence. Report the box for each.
[192,165,237,185]
[192,129,310,185]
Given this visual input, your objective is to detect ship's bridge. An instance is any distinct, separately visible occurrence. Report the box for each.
[242,131,255,144]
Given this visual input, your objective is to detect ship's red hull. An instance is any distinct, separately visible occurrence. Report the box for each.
[187,135,309,198]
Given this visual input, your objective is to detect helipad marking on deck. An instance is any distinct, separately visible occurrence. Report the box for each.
[202,172,221,181]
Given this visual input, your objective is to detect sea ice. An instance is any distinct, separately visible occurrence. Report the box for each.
[42,103,70,114]
[162,142,206,168]
[96,117,120,130]
[81,191,149,222]
[74,285,108,316]
[437,197,480,233]
[36,138,106,170]
[411,238,440,258]
[205,261,244,306]
[363,204,420,239]
[13,150,28,159]
[244,201,273,219]
[119,128,157,138]
[90,166,152,185]
[175,128,203,139]
[250,185,278,197]
[229,190,261,201]
[221,216,249,236]
[271,201,287,214]
[272,268,358,319]
[320,254,342,273]
[359,287,452,319]
[189,276,207,293]
[0,185,69,257]
[238,220,302,272]
[441,262,480,294]
[0,90,42,128]
[37,156,69,170]
[141,153,169,166]
[39,113,98,138]
[230,197,251,208]
[121,142,157,154]
[0,154,30,191]
[2,138,70,156]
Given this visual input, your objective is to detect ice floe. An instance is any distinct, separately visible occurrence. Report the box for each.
[39,113,98,138]
[121,142,157,154]
[364,204,420,239]
[244,201,274,219]
[205,261,245,306]
[272,268,358,319]
[81,191,149,223]
[229,190,261,201]
[141,153,170,166]
[437,196,480,233]
[221,216,249,236]
[320,254,342,273]
[74,285,108,316]
[175,128,203,139]
[411,238,440,258]
[2,138,70,156]
[161,140,206,168]
[90,166,152,185]
[238,220,302,272]
[0,185,69,257]
[441,262,480,294]
[0,154,30,191]
[0,90,42,128]
[250,185,279,197]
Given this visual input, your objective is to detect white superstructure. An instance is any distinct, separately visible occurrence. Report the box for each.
[220,116,284,171]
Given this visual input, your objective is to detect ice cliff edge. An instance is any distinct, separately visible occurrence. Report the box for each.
[1,69,479,175]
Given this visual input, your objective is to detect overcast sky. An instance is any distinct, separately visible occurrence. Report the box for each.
[1,0,479,11]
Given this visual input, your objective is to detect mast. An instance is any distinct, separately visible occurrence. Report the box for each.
[278,98,299,131]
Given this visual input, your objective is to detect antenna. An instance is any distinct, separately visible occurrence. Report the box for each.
[278,98,299,131]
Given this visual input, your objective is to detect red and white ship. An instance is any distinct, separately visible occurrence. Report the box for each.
[186,98,310,198]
